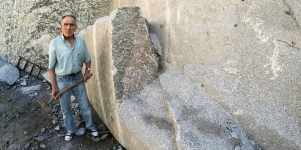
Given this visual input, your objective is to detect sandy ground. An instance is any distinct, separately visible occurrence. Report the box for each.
[0,72,122,150]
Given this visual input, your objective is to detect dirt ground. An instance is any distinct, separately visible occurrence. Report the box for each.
[0,71,122,150]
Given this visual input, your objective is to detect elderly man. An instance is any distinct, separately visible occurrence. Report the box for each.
[48,15,98,141]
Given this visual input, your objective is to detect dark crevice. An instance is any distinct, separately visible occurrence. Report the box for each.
[276,39,301,51]
[282,0,301,32]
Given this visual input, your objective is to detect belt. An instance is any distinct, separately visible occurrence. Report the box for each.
[64,71,81,77]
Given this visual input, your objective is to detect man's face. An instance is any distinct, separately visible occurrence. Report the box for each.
[61,16,77,38]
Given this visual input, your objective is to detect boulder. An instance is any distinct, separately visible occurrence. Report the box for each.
[0,64,19,85]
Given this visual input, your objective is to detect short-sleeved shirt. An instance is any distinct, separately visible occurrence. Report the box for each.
[49,35,91,76]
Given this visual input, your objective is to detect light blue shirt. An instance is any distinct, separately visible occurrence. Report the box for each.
[49,35,91,75]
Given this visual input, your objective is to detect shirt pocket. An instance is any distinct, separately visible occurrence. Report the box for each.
[77,53,84,65]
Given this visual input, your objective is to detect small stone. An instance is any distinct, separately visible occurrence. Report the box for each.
[40,144,47,149]
[71,96,76,102]
[100,133,109,140]
[34,135,48,141]
[24,143,31,149]
[31,107,36,112]
[20,80,27,85]
[54,126,60,131]
[97,124,107,131]
[75,120,81,127]
[33,132,39,137]
[7,144,19,150]
[14,112,20,118]
[91,137,100,142]
[46,86,51,91]
[234,145,241,150]
[75,127,85,136]
[52,118,58,125]
[112,145,125,150]
[24,131,29,135]
[41,128,46,133]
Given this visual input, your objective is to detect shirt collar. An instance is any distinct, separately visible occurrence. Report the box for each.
[60,34,76,43]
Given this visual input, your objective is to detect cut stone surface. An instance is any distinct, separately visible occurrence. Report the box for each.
[80,7,158,150]
[80,6,261,150]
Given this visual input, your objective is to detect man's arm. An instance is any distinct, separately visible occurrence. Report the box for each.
[49,68,59,100]
[84,60,91,83]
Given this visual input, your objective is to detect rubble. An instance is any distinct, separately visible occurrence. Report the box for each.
[0,71,122,150]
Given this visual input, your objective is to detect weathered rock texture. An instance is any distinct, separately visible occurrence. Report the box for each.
[0,0,110,68]
[79,7,158,149]
[110,7,158,102]
[80,7,261,150]
[109,0,301,149]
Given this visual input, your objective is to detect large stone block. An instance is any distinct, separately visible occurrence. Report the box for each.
[80,7,158,149]
[80,6,261,150]
[111,0,301,149]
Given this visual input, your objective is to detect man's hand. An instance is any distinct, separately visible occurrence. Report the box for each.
[52,88,59,100]
[84,72,92,82]
[49,69,59,100]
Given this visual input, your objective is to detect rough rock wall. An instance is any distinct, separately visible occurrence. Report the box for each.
[110,0,301,149]
[0,0,110,68]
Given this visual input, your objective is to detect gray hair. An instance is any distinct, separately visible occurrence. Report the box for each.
[61,15,77,25]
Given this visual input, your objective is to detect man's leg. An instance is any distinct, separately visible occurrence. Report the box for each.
[72,81,96,131]
[57,76,76,140]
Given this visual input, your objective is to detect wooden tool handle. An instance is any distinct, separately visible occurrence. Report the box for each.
[47,74,92,104]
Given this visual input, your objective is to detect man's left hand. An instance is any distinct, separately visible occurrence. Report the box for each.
[84,72,92,82]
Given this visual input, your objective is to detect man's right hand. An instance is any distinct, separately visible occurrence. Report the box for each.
[49,69,59,100]
[51,88,59,100]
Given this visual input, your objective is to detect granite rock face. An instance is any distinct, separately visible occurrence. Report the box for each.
[109,0,301,149]
[111,7,158,102]
[0,0,110,68]
[81,7,260,150]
